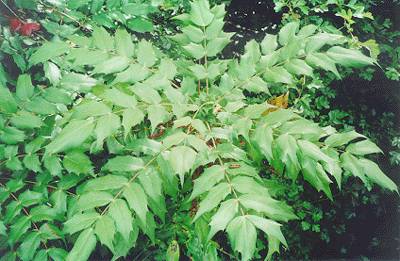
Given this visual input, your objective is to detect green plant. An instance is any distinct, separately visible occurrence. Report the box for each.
[0,0,398,260]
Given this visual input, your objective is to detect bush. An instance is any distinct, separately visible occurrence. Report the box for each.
[0,0,398,260]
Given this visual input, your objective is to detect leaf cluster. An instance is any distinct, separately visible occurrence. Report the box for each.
[0,1,398,260]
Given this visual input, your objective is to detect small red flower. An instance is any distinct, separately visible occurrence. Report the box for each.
[8,17,41,36]
[20,23,41,36]
[9,18,22,32]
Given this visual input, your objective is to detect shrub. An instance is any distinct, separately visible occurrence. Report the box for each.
[0,0,398,260]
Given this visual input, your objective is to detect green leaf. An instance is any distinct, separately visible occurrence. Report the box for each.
[327,46,375,67]
[23,154,42,172]
[101,88,137,108]
[122,108,145,135]
[233,117,252,141]
[206,36,232,57]
[266,236,281,260]
[115,29,135,57]
[132,84,161,104]
[66,228,96,261]
[93,56,130,74]
[19,190,43,207]
[8,216,31,246]
[50,190,67,214]
[25,97,57,115]
[242,76,270,94]
[137,40,156,67]
[43,87,72,105]
[138,169,166,221]
[226,216,257,261]
[340,152,368,184]
[305,33,344,53]
[127,17,154,33]
[83,175,128,192]
[10,111,42,129]
[94,113,120,147]
[275,134,300,179]
[0,221,6,236]
[1,127,25,145]
[0,86,18,113]
[17,232,41,261]
[46,119,95,154]
[325,130,365,147]
[284,59,313,76]
[108,199,133,241]
[189,64,207,79]
[300,157,333,199]
[168,146,197,186]
[30,205,58,222]
[297,24,318,38]
[346,140,382,155]
[72,101,111,120]
[95,215,115,252]
[103,156,144,172]
[64,213,100,235]
[205,18,223,39]
[182,25,204,43]
[75,191,114,212]
[183,43,206,59]
[63,150,93,175]
[298,140,333,164]
[359,158,398,193]
[231,176,270,197]
[305,53,340,78]
[278,21,299,46]
[247,215,287,246]
[190,165,225,200]
[60,73,98,93]
[113,64,151,84]
[190,0,214,27]
[208,199,239,239]
[48,248,67,261]
[166,240,180,261]
[123,183,148,225]
[264,67,293,84]
[92,26,114,51]
[147,105,170,132]
[16,74,34,101]
[44,62,61,84]
[29,42,70,65]
[239,194,297,222]
[252,125,274,161]
[193,182,231,221]
[43,155,62,176]
[261,34,278,55]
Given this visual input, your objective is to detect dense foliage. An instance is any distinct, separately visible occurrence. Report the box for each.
[0,0,398,260]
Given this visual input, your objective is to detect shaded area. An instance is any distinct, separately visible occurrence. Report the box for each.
[225,0,400,259]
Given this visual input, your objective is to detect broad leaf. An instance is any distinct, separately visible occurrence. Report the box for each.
[103,156,144,172]
[66,228,96,261]
[346,140,382,155]
[226,216,257,261]
[193,182,231,221]
[123,183,148,225]
[64,213,100,235]
[108,199,133,241]
[46,119,95,154]
[208,199,239,239]
[168,146,197,186]
[95,215,115,252]
[75,191,114,212]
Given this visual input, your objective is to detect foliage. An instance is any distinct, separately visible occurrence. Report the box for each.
[0,0,398,260]
[268,0,400,258]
